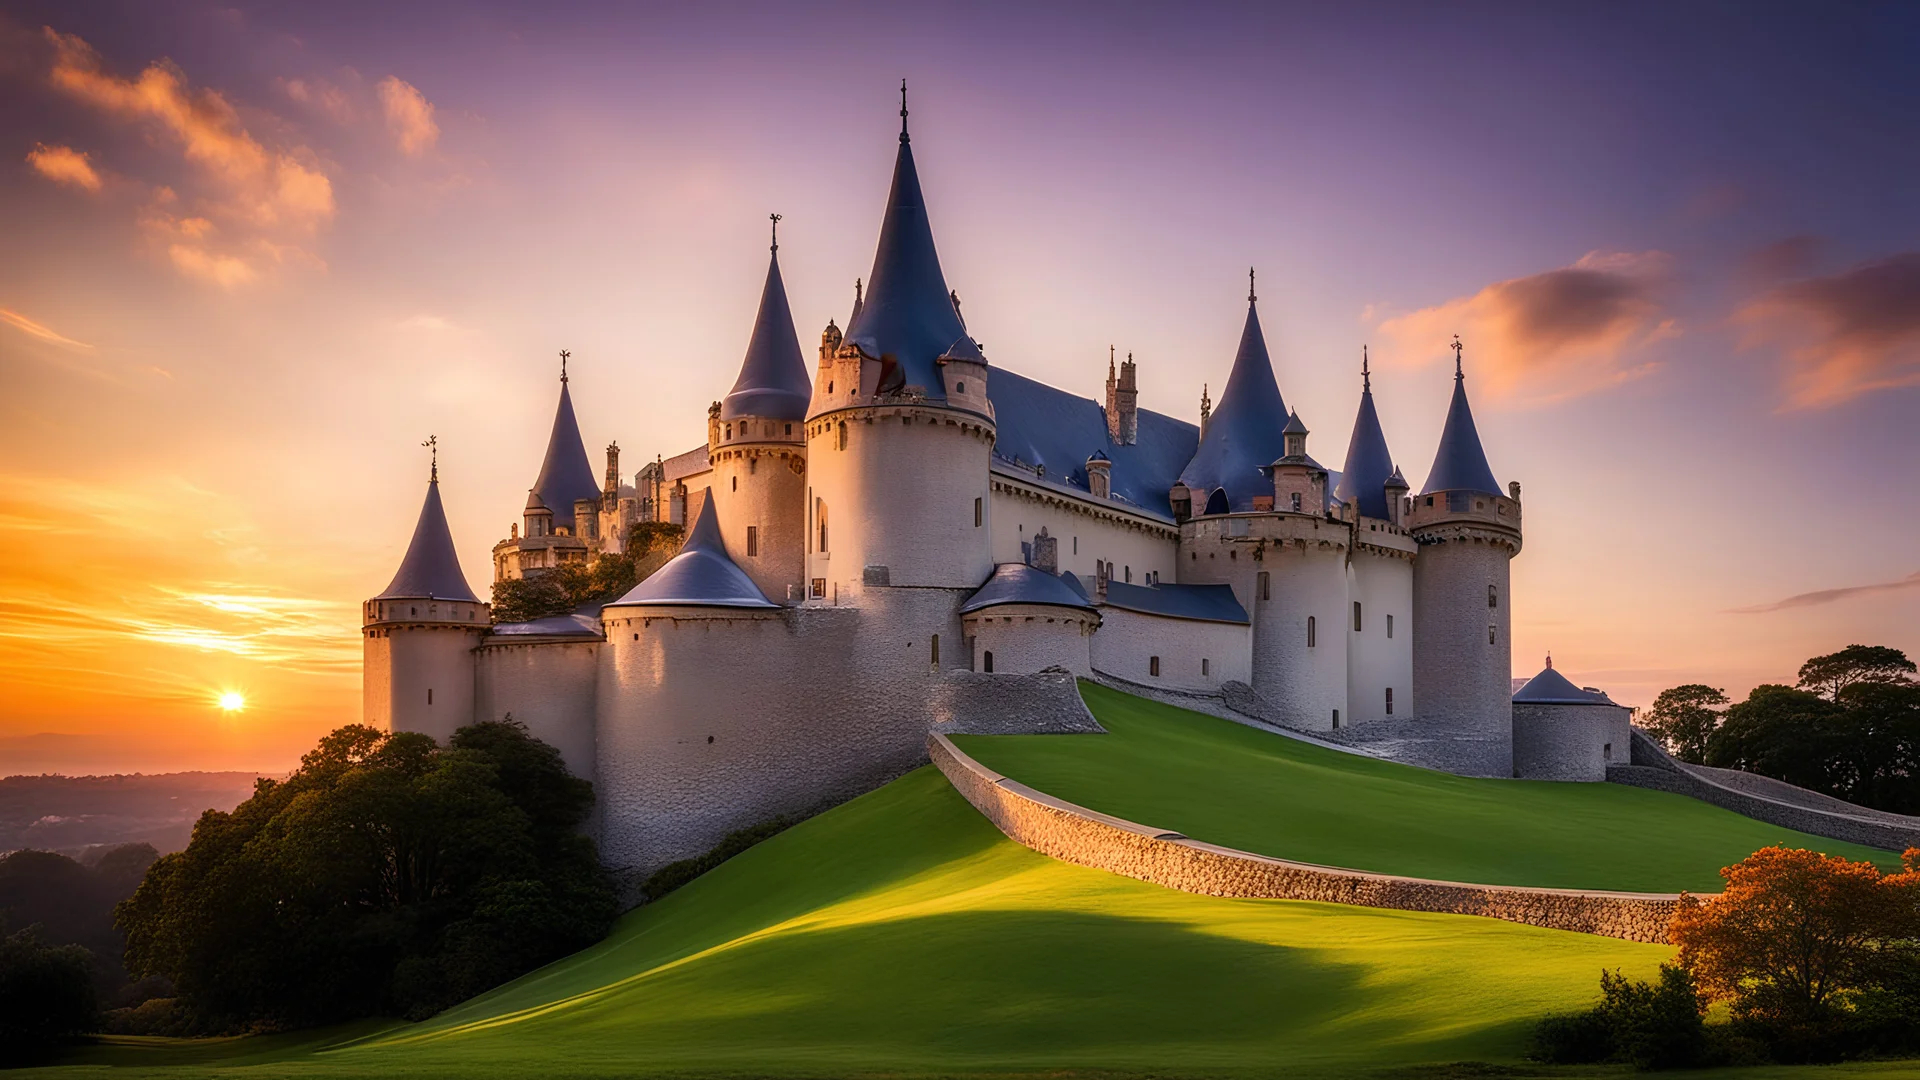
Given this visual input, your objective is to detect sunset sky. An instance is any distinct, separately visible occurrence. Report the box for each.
[2,2,1916,774]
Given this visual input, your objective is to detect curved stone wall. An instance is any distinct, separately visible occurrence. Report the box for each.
[931,733,1680,942]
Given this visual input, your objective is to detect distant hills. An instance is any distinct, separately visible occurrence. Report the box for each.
[0,772,262,856]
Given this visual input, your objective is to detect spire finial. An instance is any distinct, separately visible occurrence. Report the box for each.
[769,212,781,252]
[559,348,571,383]
[422,434,438,483]
[1450,335,1463,380]
[1545,652,1553,669]
[1248,266,1256,304]
[854,277,863,306]
[899,79,909,143]
[1362,344,1371,392]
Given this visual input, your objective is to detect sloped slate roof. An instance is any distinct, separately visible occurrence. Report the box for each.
[842,134,982,402]
[1513,663,1615,705]
[721,249,811,422]
[488,612,602,638]
[605,491,775,609]
[1177,300,1291,513]
[532,381,602,529]
[988,367,1198,520]
[961,562,1098,614]
[1102,580,1249,625]
[377,479,481,602]
[1333,377,1397,519]
[1421,372,1501,497]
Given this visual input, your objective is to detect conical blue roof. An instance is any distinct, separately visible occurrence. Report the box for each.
[960,562,1097,614]
[842,129,981,402]
[1333,370,1396,519]
[1177,299,1290,512]
[377,478,480,602]
[606,491,776,608]
[1420,370,1501,497]
[532,380,601,530]
[1513,660,1613,705]
[721,248,811,421]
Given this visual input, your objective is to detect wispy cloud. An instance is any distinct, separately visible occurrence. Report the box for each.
[1729,571,1920,614]
[1736,252,1920,409]
[1,308,93,350]
[42,27,335,287]
[1369,251,1678,404]
[280,75,356,124]
[378,76,439,156]
[26,142,101,191]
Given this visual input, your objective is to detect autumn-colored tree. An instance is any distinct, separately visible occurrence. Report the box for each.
[1643,684,1729,764]
[1669,847,1916,1027]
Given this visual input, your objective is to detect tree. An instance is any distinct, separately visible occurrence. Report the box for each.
[117,721,615,1028]
[1706,685,1847,794]
[1643,684,1729,764]
[1669,847,1912,1028]
[1797,645,1916,702]
[490,523,682,624]
[0,927,98,1062]
[1828,680,1920,815]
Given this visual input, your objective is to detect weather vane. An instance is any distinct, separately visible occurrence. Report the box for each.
[422,434,438,482]
[1362,344,1370,391]
[770,213,781,252]
[1248,266,1256,303]
[1450,335,1464,379]
[559,348,571,383]
[900,79,909,142]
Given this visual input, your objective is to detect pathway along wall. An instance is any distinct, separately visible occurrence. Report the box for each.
[931,733,1680,942]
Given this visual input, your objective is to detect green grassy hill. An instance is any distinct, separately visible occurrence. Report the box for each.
[952,682,1902,894]
[40,767,1674,1079]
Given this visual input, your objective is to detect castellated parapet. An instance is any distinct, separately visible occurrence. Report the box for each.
[362,598,489,746]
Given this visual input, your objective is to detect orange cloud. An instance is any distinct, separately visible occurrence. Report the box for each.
[377,76,438,156]
[281,76,356,123]
[26,142,101,191]
[1,308,93,350]
[1736,252,1920,409]
[1371,251,1677,403]
[42,26,335,285]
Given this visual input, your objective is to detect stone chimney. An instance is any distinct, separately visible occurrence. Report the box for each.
[602,442,622,511]
[1030,527,1058,573]
[1105,349,1138,445]
[820,319,842,366]
[1086,451,1112,499]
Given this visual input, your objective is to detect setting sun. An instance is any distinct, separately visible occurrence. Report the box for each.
[218,691,247,713]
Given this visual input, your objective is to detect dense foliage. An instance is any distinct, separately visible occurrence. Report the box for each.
[1644,645,1920,813]
[1668,846,1920,1063]
[640,817,793,902]
[490,522,682,623]
[116,720,616,1029]
[0,842,156,998]
[1531,965,1708,1070]
[0,927,99,1062]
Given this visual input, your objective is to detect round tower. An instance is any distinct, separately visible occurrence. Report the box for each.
[712,217,811,603]
[363,447,489,745]
[803,90,994,601]
[1408,340,1521,771]
[1335,351,1415,726]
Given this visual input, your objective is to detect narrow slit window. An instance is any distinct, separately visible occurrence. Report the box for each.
[1307,616,1316,648]
[983,650,994,673]
[1353,601,1363,632]
[1149,656,1161,677]
[1489,584,1499,609]
[974,497,982,527]
[1332,709,1340,728]
[1387,613,1394,638]
[1385,687,1394,715]
[746,525,758,556]
[1489,624,1497,645]
[427,688,433,705]
[931,634,940,667]
[838,422,847,451]
[1257,571,1270,601]
[1202,658,1210,676]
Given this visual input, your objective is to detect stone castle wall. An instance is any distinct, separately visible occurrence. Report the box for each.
[965,605,1096,676]
[474,638,600,781]
[1411,533,1513,758]
[1091,606,1249,692]
[1513,701,1632,782]
[1345,548,1413,724]
[989,479,1177,586]
[931,733,1680,942]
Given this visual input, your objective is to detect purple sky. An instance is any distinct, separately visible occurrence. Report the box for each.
[2,2,1916,771]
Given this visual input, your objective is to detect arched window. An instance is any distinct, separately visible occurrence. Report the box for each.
[1307,616,1316,648]
[1488,584,1499,609]
[1204,488,1230,516]
[983,650,994,673]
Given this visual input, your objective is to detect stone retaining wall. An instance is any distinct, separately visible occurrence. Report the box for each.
[1610,729,1920,852]
[931,733,1680,942]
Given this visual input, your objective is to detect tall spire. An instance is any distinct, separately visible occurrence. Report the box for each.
[1176,279,1290,513]
[1420,337,1501,497]
[842,90,982,401]
[531,361,601,530]
[1333,347,1397,519]
[722,226,811,422]
[376,460,480,602]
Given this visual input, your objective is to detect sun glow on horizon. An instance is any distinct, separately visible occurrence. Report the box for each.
[218,690,247,713]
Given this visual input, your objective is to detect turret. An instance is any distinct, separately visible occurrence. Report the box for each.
[1086,450,1112,499]
[1105,349,1138,445]
[803,84,995,596]
[1266,410,1327,516]
[530,353,601,536]
[1333,347,1400,522]
[1176,270,1290,516]
[712,216,811,602]
[363,443,488,744]
[1407,338,1522,773]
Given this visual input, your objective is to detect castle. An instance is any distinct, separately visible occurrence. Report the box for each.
[363,96,1590,881]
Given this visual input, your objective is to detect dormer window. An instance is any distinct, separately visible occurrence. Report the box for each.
[955,380,965,394]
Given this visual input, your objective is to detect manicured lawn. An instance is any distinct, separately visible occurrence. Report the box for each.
[951,682,1903,893]
[32,767,1675,1079]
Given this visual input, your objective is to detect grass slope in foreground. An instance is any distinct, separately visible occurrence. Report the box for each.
[41,767,1677,1079]
[952,682,1902,894]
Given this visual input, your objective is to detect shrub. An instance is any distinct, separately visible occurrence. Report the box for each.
[0,926,99,1062]
[641,818,794,902]
[1530,965,1706,1070]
